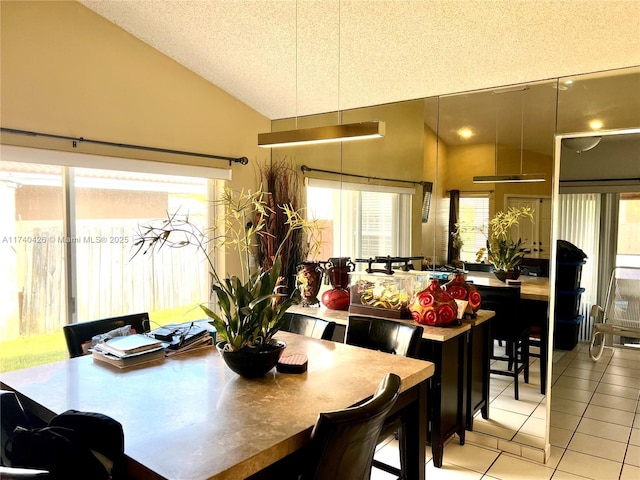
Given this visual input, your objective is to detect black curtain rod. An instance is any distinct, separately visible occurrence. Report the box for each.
[300,164,431,188]
[560,177,640,183]
[1,127,249,166]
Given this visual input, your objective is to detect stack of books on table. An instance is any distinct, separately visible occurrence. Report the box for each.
[150,321,215,356]
[92,334,166,368]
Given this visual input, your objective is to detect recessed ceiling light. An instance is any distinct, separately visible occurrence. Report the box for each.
[458,128,473,139]
[564,80,574,86]
[589,119,603,130]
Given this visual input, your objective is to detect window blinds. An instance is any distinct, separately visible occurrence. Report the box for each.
[0,145,232,180]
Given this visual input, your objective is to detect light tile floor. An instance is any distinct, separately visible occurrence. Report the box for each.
[372,342,640,480]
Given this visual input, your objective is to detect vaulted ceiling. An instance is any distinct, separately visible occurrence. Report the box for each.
[80,0,640,121]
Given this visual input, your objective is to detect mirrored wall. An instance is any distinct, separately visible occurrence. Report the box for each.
[271,65,640,459]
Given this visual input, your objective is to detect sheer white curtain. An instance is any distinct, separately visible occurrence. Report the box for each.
[598,193,620,303]
[558,194,601,340]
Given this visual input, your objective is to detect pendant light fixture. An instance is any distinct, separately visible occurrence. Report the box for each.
[473,87,545,184]
[258,121,385,148]
[257,1,385,148]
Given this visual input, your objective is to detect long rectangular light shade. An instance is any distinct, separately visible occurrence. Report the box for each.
[258,121,385,148]
[473,173,546,183]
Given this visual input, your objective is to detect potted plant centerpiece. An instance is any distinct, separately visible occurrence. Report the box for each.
[133,187,320,377]
[485,206,534,282]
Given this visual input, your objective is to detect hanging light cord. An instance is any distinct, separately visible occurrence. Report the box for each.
[494,95,499,175]
[520,89,525,175]
[295,0,298,131]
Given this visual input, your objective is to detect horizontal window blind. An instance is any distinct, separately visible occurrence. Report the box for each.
[0,144,232,180]
[459,195,490,263]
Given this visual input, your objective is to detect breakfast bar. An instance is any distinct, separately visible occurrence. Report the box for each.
[287,305,496,468]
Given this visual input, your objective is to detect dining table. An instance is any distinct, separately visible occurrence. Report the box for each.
[0,331,434,480]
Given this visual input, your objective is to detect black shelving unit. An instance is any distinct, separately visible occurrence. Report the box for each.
[554,241,587,350]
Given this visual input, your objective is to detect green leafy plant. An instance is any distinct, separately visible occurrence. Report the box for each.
[133,187,320,351]
[486,206,534,271]
[452,206,534,271]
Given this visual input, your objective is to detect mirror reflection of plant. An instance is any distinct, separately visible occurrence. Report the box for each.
[452,206,534,270]
[486,206,534,272]
[132,187,318,351]
[451,222,480,265]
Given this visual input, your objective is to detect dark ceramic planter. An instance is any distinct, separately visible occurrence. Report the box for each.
[216,340,286,378]
[493,269,521,282]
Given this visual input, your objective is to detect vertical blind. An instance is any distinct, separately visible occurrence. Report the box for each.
[558,193,601,341]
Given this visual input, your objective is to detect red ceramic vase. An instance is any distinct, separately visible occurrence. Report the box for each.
[443,273,482,315]
[321,288,350,310]
[322,257,354,311]
[409,279,459,327]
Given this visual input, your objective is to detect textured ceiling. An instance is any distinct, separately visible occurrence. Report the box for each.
[80,0,640,121]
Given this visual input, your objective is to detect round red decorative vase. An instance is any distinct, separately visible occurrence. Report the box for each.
[409,279,459,327]
[321,288,350,310]
[443,273,482,315]
[321,257,354,311]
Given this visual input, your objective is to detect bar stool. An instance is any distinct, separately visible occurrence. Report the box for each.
[475,285,530,400]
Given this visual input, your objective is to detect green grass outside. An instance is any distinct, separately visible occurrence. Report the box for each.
[0,305,208,373]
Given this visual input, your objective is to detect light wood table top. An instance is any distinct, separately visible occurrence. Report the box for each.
[465,272,550,302]
[1,332,434,480]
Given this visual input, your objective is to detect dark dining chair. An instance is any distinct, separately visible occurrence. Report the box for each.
[1,390,50,479]
[281,313,336,341]
[303,373,402,480]
[63,312,151,358]
[346,315,423,358]
[475,285,530,400]
[346,315,423,479]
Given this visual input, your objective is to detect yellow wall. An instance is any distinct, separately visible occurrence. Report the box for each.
[443,143,553,213]
[0,0,272,277]
[421,121,439,261]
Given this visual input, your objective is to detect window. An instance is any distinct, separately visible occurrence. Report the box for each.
[457,195,490,263]
[306,179,412,260]
[0,146,222,371]
[617,193,640,267]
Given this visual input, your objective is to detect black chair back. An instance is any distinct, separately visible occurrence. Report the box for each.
[1,391,31,467]
[281,313,336,341]
[475,285,522,338]
[1,391,51,478]
[303,373,401,480]
[346,315,423,358]
[63,313,150,358]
